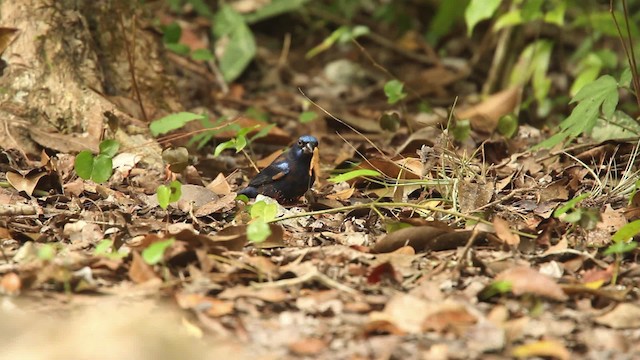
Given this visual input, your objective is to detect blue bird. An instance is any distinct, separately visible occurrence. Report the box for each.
[238,135,319,203]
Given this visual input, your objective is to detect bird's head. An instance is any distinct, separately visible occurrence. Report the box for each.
[295,135,319,155]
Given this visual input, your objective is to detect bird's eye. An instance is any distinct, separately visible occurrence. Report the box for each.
[298,140,303,146]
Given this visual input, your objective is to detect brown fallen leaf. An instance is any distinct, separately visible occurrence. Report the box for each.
[218,286,288,303]
[128,251,160,284]
[594,303,640,329]
[206,173,232,195]
[6,170,47,196]
[175,292,235,317]
[193,193,237,217]
[372,225,489,253]
[493,217,520,246]
[0,27,19,55]
[288,338,327,356]
[421,302,478,334]
[456,87,522,133]
[369,293,431,334]
[495,266,568,301]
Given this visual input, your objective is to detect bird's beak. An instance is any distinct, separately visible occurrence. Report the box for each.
[304,143,315,154]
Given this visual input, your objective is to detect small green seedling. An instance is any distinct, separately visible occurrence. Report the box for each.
[213,124,273,157]
[247,200,278,243]
[93,239,127,260]
[75,139,120,183]
[553,193,599,230]
[37,243,56,261]
[384,80,408,105]
[142,238,175,265]
[477,280,513,301]
[157,180,182,210]
[605,219,640,284]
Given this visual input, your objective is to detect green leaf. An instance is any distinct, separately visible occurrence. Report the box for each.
[497,114,518,138]
[94,239,127,259]
[91,154,113,183]
[38,244,56,261]
[142,239,175,265]
[157,185,171,210]
[150,112,205,136]
[612,219,640,243]
[509,40,553,104]
[94,239,113,255]
[604,241,637,256]
[465,0,501,36]
[191,48,214,61]
[213,6,256,82]
[426,0,469,43]
[452,119,471,141]
[214,139,237,157]
[165,43,191,55]
[379,112,401,132]
[620,67,632,87]
[329,169,381,183]
[162,22,182,44]
[478,280,512,301]
[75,150,94,180]
[384,80,407,104]
[520,0,544,22]
[99,139,120,158]
[534,75,618,149]
[553,193,590,217]
[250,124,275,141]
[306,26,350,59]
[494,10,523,31]
[591,110,640,142]
[187,0,213,18]
[247,220,271,243]
[543,1,565,25]
[168,180,182,203]
[250,201,278,221]
[243,0,310,24]
[299,111,317,123]
[235,135,247,152]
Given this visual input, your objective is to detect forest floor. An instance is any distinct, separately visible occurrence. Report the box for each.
[1,1,640,359]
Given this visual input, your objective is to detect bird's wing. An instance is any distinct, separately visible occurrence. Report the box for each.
[247,158,290,188]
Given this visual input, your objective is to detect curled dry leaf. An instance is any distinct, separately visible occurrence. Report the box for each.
[373,225,490,253]
[456,86,522,133]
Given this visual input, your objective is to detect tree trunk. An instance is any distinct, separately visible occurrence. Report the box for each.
[0,0,177,169]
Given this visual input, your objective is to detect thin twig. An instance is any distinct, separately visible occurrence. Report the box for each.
[119,14,148,122]
[610,0,640,110]
[269,201,537,239]
[250,268,358,295]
